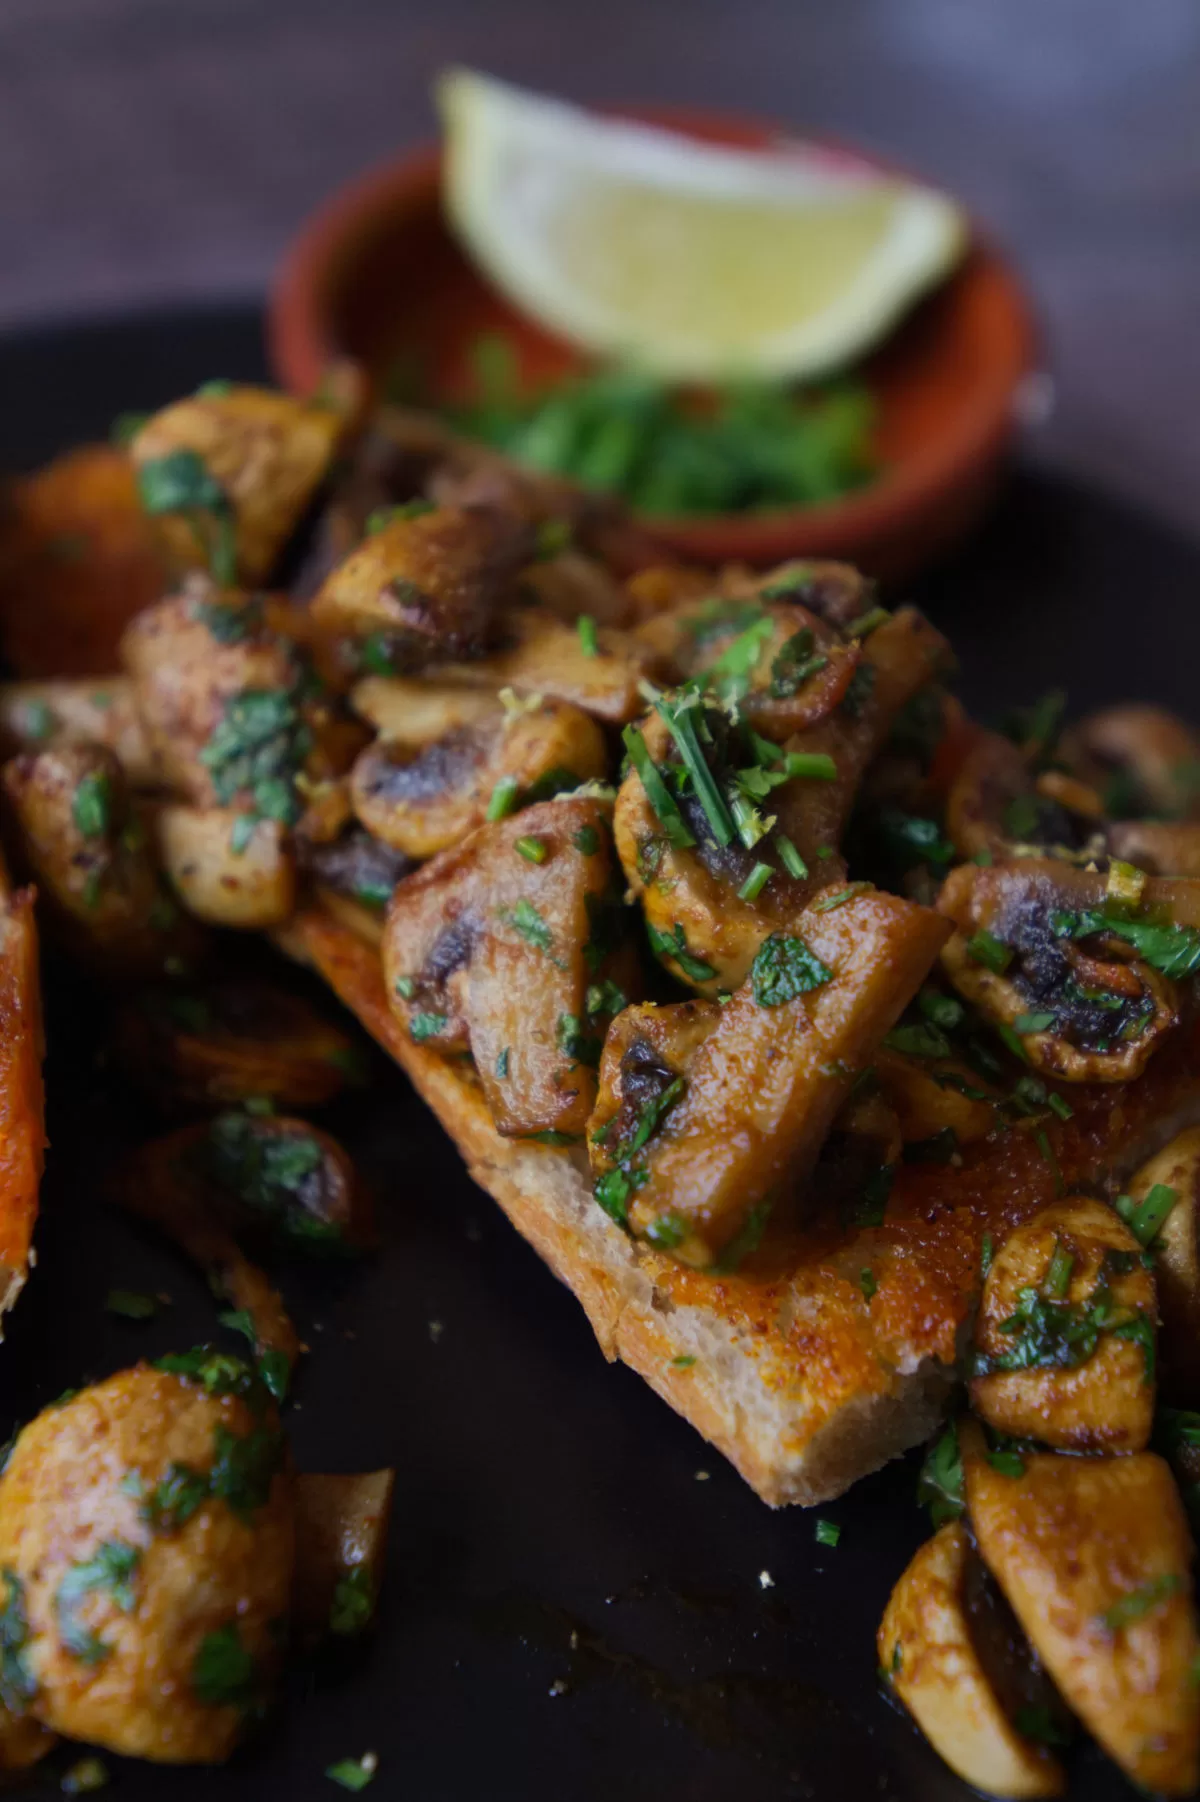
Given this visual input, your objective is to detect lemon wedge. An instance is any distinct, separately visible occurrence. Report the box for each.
[438,69,966,383]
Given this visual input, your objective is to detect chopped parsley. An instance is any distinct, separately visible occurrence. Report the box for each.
[577,614,599,657]
[410,1012,448,1043]
[495,1047,510,1080]
[56,1541,140,1664]
[0,1569,35,1713]
[105,1288,158,1321]
[210,1423,286,1520]
[647,921,717,984]
[814,1519,841,1547]
[329,1563,374,1637]
[859,1268,877,1303]
[72,769,112,838]
[884,1021,950,1059]
[136,449,236,586]
[769,627,828,698]
[573,824,600,856]
[592,1076,686,1227]
[1099,1573,1183,1633]
[1051,905,1200,981]
[192,1622,258,1706]
[204,1113,338,1251]
[750,932,832,1006]
[1013,1012,1055,1034]
[966,929,1012,974]
[585,979,626,1018]
[200,687,310,830]
[556,1012,603,1069]
[326,1755,378,1792]
[975,1265,1155,1383]
[142,1462,210,1531]
[502,898,554,955]
[917,1421,964,1527]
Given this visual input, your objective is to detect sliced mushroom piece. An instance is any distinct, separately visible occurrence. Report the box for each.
[350,700,606,859]
[113,976,363,1111]
[428,604,656,724]
[633,590,861,743]
[1064,704,1200,822]
[303,825,413,945]
[292,1470,395,1643]
[1124,1129,1200,1395]
[937,861,1190,1083]
[350,674,501,747]
[381,797,631,1140]
[873,1046,998,1147]
[121,586,320,813]
[588,999,722,1190]
[520,547,633,627]
[310,504,531,667]
[0,677,159,786]
[946,731,1105,865]
[595,886,950,1267]
[114,1142,302,1383]
[126,1109,370,1259]
[2,743,202,973]
[1106,819,1200,876]
[970,1197,1156,1451]
[0,1361,294,1763]
[0,443,166,679]
[961,1420,1200,1797]
[155,804,296,929]
[130,383,345,586]
[878,1521,1066,1799]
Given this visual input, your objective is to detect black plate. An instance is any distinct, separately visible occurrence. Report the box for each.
[3,306,1199,1802]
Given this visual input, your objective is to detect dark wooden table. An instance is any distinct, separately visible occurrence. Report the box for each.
[2,0,1199,540]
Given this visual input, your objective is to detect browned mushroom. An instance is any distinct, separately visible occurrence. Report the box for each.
[381,796,633,1140]
[970,1197,1156,1452]
[130,383,345,586]
[587,885,950,1267]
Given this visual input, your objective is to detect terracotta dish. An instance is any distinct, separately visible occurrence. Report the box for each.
[269,109,1035,578]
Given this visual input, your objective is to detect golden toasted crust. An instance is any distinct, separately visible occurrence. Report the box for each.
[280,903,1200,1507]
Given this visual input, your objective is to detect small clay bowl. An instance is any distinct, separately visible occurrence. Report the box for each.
[269,108,1036,579]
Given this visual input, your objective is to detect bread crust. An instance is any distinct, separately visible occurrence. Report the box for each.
[280,903,1200,1506]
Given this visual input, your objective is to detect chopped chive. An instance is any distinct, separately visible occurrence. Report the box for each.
[966,929,1012,974]
[814,1519,840,1547]
[781,751,836,781]
[775,834,807,880]
[986,1448,1026,1479]
[1115,1183,1179,1247]
[1100,1573,1183,1632]
[859,1267,877,1302]
[486,776,520,822]
[622,726,695,850]
[737,861,774,903]
[577,614,599,658]
[996,1022,1030,1064]
[1046,1092,1073,1122]
[496,1047,509,1079]
[515,835,547,864]
[394,976,415,1000]
[573,824,599,856]
[845,606,890,638]
[1013,1011,1055,1034]
[671,1354,696,1369]
[980,1233,994,1280]
[654,694,734,847]
[1042,1237,1075,1300]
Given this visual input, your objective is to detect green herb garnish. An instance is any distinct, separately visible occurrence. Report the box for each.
[750,932,832,1006]
[966,929,1012,974]
[917,1421,964,1526]
[56,1541,140,1664]
[647,921,717,984]
[72,769,111,838]
[1099,1573,1183,1632]
[192,1622,258,1706]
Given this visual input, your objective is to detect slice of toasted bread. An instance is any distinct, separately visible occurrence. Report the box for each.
[280,903,1200,1506]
